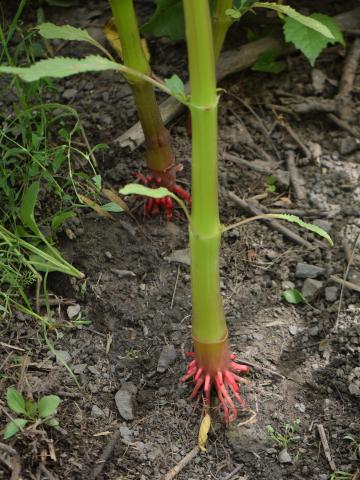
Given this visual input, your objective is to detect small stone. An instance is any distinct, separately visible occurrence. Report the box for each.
[295,262,325,279]
[302,278,323,300]
[157,345,177,373]
[105,251,113,259]
[139,283,146,291]
[62,88,77,100]
[278,448,292,464]
[73,363,87,374]
[54,350,71,364]
[338,137,359,155]
[319,475,328,480]
[295,402,306,413]
[289,325,298,336]
[325,286,339,302]
[282,280,295,290]
[67,304,81,319]
[274,170,290,189]
[88,383,99,394]
[309,326,319,337]
[115,382,137,420]
[111,269,136,279]
[91,405,105,418]
[88,365,101,376]
[348,270,360,287]
[119,425,133,443]
[312,68,327,94]
[165,248,190,266]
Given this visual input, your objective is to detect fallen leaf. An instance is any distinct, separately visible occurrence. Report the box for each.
[79,194,114,220]
[102,188,130,213]
[198,413,211,452]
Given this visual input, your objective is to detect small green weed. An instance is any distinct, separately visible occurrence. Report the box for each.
[266,419,301,449]
[4,387,61,440]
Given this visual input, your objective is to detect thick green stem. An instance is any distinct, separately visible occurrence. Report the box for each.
[213,0,234,59]
[109,0,176,185]
[184,0,227,345]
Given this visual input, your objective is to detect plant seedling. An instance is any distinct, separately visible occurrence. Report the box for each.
[4,387,61,439]
[266,419,301,450]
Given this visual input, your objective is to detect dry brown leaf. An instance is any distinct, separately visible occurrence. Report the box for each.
[79,194,114,220]
[103,18,150,61]
[102,188,130,213]
[198,413,211,452]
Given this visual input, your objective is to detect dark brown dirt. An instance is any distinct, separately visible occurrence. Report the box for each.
[1,1,360,479]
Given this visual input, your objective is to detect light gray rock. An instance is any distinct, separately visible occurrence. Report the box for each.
[91,405,105,418]
[111,269,136,279]
[62,88,77,100]
[165,248,190,266]
[278,448,292,464]
[325,286,339,302]
[54,350,71,364]
[157,345,176,373]
[67,304,81,319]
[295,262,325,279]
[302,278,323,299]
[289,325,298,336]
[119,425,133,443]
[115,382,137,420]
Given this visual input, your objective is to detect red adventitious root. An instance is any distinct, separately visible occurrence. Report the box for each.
[135,171,191,220]
[181,353,250,423]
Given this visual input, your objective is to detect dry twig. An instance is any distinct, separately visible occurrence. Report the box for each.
[317,424,336,471]
[0,443,21,480]
[338,38,360,97]
[286,150,306,202]
[164,446,200,480]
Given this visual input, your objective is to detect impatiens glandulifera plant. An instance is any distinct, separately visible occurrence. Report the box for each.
[0,4,334,422]
[108,0,190,219]
[120,1,333,421]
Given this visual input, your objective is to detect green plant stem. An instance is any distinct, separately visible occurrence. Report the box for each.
[108,0,176,186]
[213,0,234,59]
[184,0,227,344]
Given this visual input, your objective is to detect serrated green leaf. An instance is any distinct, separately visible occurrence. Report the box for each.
[7,388,26,414]
[102,202,124,213]
[282,288,306,304]
[0,55,119,82]
[120,183,171,199]
[283,13,344,66]
[20,181,41,236]
[252,50,286,74]
[254,3,334,40]
[164,74,186,100]
[4,419,28,439]
[37,22,96,44]
[269,213,333,246]
[38,395,61,417]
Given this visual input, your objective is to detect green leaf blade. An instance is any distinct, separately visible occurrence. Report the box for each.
[0,56,119,82]
[4,419,28,439]
[120,183,171,199]
[269,213,333,246]
[20,181,41,236]
[283,288,306,304]
[7,388,27,415]
[38,395,61,417]
[37,22,96,44]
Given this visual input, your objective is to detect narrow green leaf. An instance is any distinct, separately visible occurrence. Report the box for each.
[254,2,334,39]
[37,22,97,44]
[283,288,306,304]
[120,183,171,199]
[0,55,119,82]
[92,174,102,191]
[7,388,26,415]
[102,202,124,213]
[4,419,28,439]
[20,181,41,236]
[51,210,76,233]
[38,395,61,418]
[268,213,333,246]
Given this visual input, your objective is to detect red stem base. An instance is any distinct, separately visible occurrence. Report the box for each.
[181,352,250,423]
[135,170,191,220]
